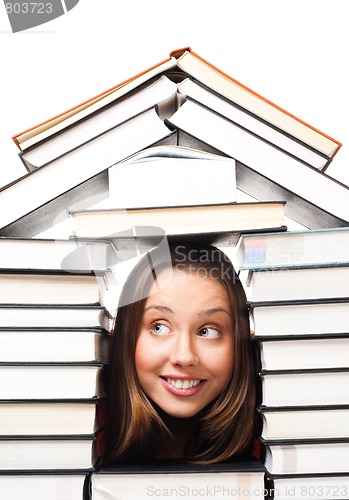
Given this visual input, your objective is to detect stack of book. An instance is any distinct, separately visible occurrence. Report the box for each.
[234,228,349,500]
[0,47,348,498]
[0,237,116,500]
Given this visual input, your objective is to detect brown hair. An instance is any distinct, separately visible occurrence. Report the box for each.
[100,240,256,465]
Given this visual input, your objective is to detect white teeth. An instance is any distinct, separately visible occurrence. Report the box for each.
[166,378,201,389]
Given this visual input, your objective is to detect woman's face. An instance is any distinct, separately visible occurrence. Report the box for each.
[135,268,234,419]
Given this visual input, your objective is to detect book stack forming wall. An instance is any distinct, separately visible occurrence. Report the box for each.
[0,47,348,498]
[234,228,349,500]
[0,238,116,500]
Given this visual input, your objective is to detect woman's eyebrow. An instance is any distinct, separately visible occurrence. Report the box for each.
[197,307,231,318]
[144,305,174,314]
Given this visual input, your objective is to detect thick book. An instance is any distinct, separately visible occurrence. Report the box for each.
[0,362,105,400]
[69,201,287,240]
[108,145,238,208]
[89,460,266,500]
[262,438,349,475]
[250,298,349,337]
[266,473,349,500]
[259,368,349,407]
[0,170,110,238]
[258,405,349,441]
[0,398,100,436]
[171,48,342,158]
[12,56,177,150]
[0,237,117,273]
[0,328,110,364]
[18,76,178,171]
[177,77,331,170]
[0,434,97,471]
[0,304,112,331]
[0,270,111,306]
[0,472,89,500]
[234,227,349,270]
[165,99,349,229]
[13,48,341,160]
[255,334,349,371]
[0,107,173,234]
[240,262,349,302]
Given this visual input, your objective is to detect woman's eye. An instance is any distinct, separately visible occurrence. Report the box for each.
[150,322,171,336]
[198,327,221,339]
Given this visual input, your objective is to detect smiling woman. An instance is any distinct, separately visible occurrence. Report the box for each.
[99,240,256,465]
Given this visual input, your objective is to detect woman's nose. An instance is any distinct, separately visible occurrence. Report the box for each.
[169,333,199,368]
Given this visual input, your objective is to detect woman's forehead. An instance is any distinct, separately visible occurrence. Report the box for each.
[146,267,230,306]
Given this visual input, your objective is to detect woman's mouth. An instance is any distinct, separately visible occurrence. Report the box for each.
[160,376,206,396]
[166,378,201,389]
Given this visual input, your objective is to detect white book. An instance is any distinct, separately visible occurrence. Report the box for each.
[264,441,349,475]
[0,436,96,470]
[0,237,117,272]
[251,300,349,337]
[20,76,178,171]
[90,461,266,500]
[257,336,349,371]
[0,271,106,305]
[0,364,104,399]
[261,370,349,407]
[175,49,340,157]
[178,78,329,169]
[17,58,177,150]
[0,473,88,500]
[260,406,349,441]
[108,145,237,208]
[234,227,349,270]
[0,305,111,330]
[240,263,349,302]
[0,400,99,435]
[0,329,109,363]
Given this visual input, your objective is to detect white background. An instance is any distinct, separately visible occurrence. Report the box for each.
[1,0,348,193]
